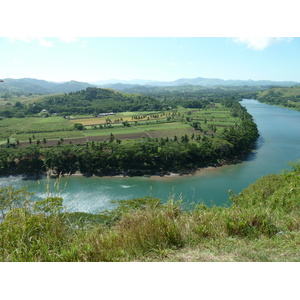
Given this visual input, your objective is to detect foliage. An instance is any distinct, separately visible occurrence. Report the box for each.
[0,100,258,176]
[257,86,300,111]
[0,186,33,220]
[1,164,300,261]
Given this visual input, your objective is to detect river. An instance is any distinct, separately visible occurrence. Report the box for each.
[1,99,300,213]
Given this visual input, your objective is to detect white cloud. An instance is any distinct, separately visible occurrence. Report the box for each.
[37,37,53,47]
[232,37,293,50]
[171,62,177,66]
[8,37,32,43]
[8,37,53,47]
[59,37,78,43]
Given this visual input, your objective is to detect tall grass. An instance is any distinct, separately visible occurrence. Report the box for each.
[1,165,300,261]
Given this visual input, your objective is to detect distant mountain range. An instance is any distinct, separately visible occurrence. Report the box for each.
[95,77,300,87]
[1,77,299,95]
[0,78,96,94]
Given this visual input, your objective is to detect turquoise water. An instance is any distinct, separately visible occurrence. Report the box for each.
[1,99,300,213]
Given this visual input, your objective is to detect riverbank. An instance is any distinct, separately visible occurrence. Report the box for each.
[2,164,300,262]
[47,158,240,180]
[2,99,300,214]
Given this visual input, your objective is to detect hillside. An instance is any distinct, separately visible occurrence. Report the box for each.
[257,85,300,110]
[35,87,166,115]
[94,77,300,88]
[1,163,300,261]
[1,77,299,96]
[0,87,167,117]
[99,83,266,94]
[0,78,97,94]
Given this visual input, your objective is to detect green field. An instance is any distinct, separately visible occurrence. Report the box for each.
[0,105,241,145]
[0,116,78,144]
[83,122,195,140]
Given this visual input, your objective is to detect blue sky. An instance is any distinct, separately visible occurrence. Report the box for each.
[1,37,300,83]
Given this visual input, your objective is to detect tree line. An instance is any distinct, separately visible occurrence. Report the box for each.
[0,102,258,177]
[0,88,168,118]
[0,86,261,119]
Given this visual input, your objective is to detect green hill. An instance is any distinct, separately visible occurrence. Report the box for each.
[257,86,300,110]
[33,87,166,115]
[0,78,97,94]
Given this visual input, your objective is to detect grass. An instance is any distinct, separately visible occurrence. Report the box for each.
[83,122,192,137]
[0,94,47,110]
[69,111,167,126]
[1,165,300,262]
[13,130,85,142]
[0,116,74,140]
[152,233,300,262]
[0,104,241,146]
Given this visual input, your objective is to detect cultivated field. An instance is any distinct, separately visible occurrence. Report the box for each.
[1,105,241,146]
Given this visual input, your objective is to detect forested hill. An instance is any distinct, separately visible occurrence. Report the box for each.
[2,77,299,96]
[0,78,96,94]
[31,87,167,115]
[257,85,300,110]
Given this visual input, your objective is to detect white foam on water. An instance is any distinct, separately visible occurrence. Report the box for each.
[120,185,132,189]
[60,191,114,213]
[0,175,24,187]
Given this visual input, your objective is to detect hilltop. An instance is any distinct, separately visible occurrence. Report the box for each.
[257,85,300,110]
[1,77,299,95]
[0,78,97,94]
[94,77,300,88]
[35,87,166,115]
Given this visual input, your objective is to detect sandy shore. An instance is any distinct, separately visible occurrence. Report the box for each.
[54,164,232,180]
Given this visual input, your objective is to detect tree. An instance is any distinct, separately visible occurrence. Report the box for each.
[181,134,189,143]
[74,123,84,130]
[14,101,23,109]
[109,133,115,143]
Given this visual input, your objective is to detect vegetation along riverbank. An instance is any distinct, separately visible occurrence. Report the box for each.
[257,85,300,111]
[0,89,259,177]
[1,162,300,262]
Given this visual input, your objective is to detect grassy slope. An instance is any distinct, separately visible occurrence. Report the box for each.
[257,86,300,109]
[0,94,50,110]
[258,86,300,98]
[1,164,300,262]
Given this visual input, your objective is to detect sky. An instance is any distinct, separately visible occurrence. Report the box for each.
[1,37,300,83]
[1,1,299,84]
[1,0,299,295]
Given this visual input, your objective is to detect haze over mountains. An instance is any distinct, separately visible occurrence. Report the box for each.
[94,77,300,87]
[1,77,299,94]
